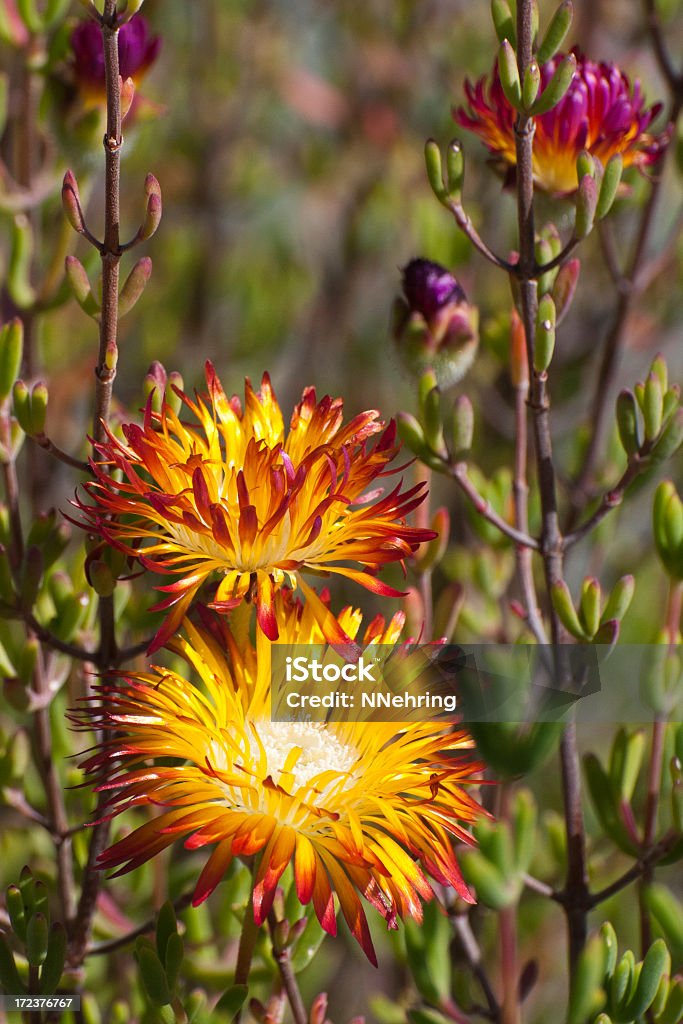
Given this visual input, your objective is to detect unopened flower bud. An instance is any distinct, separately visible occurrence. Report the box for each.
[61,171,85,234]
[119,257,152,317]
[394,259,479,388]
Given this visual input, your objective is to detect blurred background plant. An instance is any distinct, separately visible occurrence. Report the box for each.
[0,0,681,1022]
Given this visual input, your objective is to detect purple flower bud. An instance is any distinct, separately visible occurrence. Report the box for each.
[393,259,478,388]
[71,15,161,93]
[401,258,466,320]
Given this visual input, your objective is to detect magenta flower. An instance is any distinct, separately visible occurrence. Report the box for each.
[454,49,668,195]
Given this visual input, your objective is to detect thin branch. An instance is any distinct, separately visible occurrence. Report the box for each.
[267,911,307,1024]
[22,611,95,663]
[445,198,517,273]
[86,892,194,957]
[452,912,500,1021]
[564,448,653,549]
[644,0,682,92]
[522,874,559,901]
[32,433,92,474]
[534,235,579,277]
[514,0,588,973]
[447,461,539,550]
[588,832,680,908]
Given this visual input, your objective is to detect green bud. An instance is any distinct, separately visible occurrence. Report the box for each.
[451,393,474,453]
[424,139,448,204]
[567,933,607,1024]
[596,154,623,219]
[643,371,664,442]
[65,256,100,319]
[578,577,601,638]
[498,39,522,110]
[155,899,178,963]
[446,139,465,199]
[623,940,671,1018]
[522,60,541,109]
[491,0,515,43]
[135,937,171,1005]
[397,412,428,460]
[536,0,573,63]
[584,753,637,854]
[119,257,152,318]
[0,319,24,404]
[600,575,634,626]
[575,174,598,239]
[616,389,641,456]
[531,52,577,115]
[39,923,67,994]
[551,580,588,640]
[662,384,680,424]
[26,912,49,966]
[5,729,30,783]
[8,214,36,310]
[534,295,556,372]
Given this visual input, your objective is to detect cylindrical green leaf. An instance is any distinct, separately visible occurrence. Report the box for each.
[459,850,519,910]
[649,408,683,466]
[530,53,576,115]
[8,214,36,310]
[39,923,67,994]
[643,371,664,442]
[536,0,573,63]
[0,935,24,995]
[551,580,588,639]
[135,938,171,1005]
[575,173,598,239]
[601,575,635,624]
[163,932,183,991]
[600,922,618,978]
[446,139,465,199]
[616,389,641,456]
[451,393,474,453]
[26,912,49,966]
[596,154,623,219]
[579,577,601,638]
[422,385,446,455]
[65,256,100,319]
[491,0,515,44]
[567,933,607,1024]
[0,319,24,404]
[139,191,162,242]
[424,139,447,203]
[512,789,537,874]
[396,412,428,460]
[643,885,683,954]
[155,900,178,962]
[214,985,249,1016]
[523,60,541,109]
[29,382,48,437]
[534,294,556,373]
[61,171,85,234]
[498,39,522,109]
[623,940,670,1018]
[6,884,26,941]
[119,257,152,318]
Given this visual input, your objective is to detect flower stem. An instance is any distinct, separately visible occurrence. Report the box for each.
[514,0,588,973]
[268,910,307,1024]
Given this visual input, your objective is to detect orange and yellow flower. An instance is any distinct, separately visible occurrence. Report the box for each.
[454,49,668,195]
[74,364,434,652]
[73,594,483,964]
